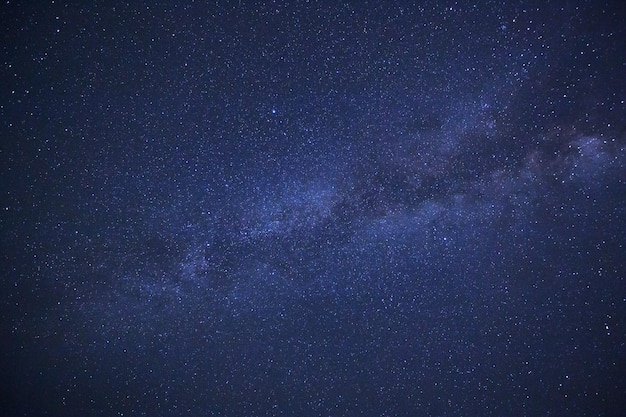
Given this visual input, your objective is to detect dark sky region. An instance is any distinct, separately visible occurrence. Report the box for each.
[1,1,625,416]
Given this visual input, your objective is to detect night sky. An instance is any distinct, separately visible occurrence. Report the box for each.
[1,1,625,416]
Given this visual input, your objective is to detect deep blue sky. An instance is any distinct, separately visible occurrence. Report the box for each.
[1,1,625,416]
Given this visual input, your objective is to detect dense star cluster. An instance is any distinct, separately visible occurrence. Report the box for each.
[1,1,625,416]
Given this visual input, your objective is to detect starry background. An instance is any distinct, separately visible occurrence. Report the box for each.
[1,1,625,416]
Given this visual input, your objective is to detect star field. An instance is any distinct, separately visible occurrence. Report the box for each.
[1,1,625,416]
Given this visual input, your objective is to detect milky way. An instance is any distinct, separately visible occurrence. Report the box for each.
[1,1,625,416]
